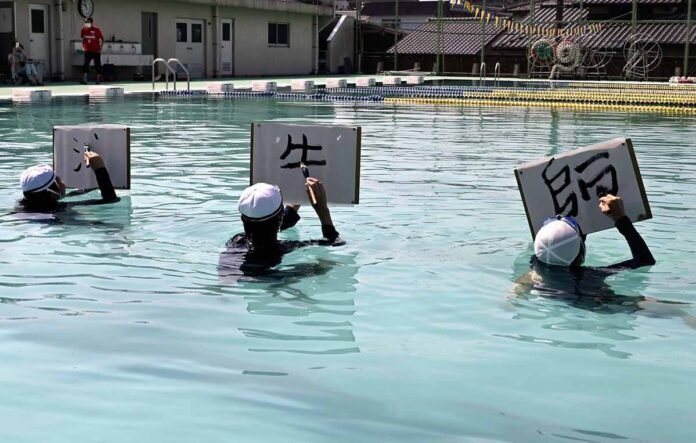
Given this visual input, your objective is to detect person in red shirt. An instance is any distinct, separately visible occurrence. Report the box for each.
[80,17,103,84]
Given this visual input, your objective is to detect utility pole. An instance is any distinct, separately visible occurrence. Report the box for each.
[685,0,693,75]
[355,1,362,73]
[480,0,486,67]
[527,0,535,76]
[436,0,443,73]
[394,0,399,71]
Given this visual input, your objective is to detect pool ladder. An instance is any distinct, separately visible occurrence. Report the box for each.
[152,58,191,91]
[479,62,501,87]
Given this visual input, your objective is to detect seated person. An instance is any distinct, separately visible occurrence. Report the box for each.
[8,41,43,86]
[17,151,119,213]
[219,177,343,280]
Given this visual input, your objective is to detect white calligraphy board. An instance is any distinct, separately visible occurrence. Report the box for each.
[53,124,131,190]
[515,137,651,237]
[251,122,361,204]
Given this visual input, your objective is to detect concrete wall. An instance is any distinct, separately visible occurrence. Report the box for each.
[327,15,354,73]
[11,0,330,80]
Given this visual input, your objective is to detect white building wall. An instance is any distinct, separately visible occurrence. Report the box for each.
[11,0,328,80]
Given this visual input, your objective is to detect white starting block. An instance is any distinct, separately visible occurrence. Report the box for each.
[88,86,124,98]
[12,88,51,102]
[325,78,348,89]
[405,76,424,85]
[251,81,277,92]
[291,80,315,91]
[382,77,402,86]
[206,82,234,93]
[355,77,376,87]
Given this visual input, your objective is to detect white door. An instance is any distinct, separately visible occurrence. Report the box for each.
[175,19,204,78]
[220,19,233,76]
[29,4,49,78]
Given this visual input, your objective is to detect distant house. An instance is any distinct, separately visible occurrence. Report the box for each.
[1,0,333,81]
[387,0,696,78]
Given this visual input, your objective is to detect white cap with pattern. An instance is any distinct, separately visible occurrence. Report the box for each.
[19,164,57,193]
[534,219,582,266]
[237,183,283,221]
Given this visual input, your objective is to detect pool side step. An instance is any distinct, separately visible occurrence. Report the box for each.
[382,77,401,86]
[207,83,234,93]
[325,78,348,88]
[88,86,124,98]
[251,81,277,92]
[405,76,424,85]
[356,77,376,87]
[12,88,51,102]
[291,80,315,91]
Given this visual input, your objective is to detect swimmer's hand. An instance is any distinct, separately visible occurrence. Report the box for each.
[306,177,333,225]
[599,194,625,222]
[84,151,105,170]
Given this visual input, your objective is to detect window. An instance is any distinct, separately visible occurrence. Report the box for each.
[176,23,187,42]
[191,23,202,43]
[31,9,45,34]
[268,23,289,46]
[222,22,231,42]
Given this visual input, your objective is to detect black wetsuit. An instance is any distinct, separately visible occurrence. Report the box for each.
[218,206,344,281]
[527,216,656,311]
[16,167,119,213]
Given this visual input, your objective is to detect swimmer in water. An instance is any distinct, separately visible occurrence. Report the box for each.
[16,151,119,213]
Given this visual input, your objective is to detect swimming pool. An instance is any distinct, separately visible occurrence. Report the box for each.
[1,96,695,442]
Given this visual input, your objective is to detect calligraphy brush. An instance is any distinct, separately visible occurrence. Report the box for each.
[300,162,317,206]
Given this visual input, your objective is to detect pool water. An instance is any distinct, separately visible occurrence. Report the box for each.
[1,96,695,442]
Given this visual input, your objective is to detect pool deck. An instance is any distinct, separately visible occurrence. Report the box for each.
[0,75,440,100]
[2,74,690,100]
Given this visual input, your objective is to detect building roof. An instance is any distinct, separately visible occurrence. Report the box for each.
[362,1,468,17]
[576,0,682,4]
[492,6,588,48]
[579,22,696,48]
[387,19,501,55]
[504,0,681,11]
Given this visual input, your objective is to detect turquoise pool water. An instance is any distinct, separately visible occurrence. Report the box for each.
[1,96,695,442]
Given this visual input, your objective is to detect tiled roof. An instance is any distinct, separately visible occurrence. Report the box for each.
[492,7,588,48]
[362,1,468,17]
[387,19,502,55]
[504,0,680,11]
[577,0,681,4]
[579,23,696,48]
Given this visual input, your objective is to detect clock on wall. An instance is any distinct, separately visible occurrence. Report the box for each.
[78,0,94,18]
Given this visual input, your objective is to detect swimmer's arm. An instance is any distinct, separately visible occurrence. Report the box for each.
[608,216,655,269]
[85,152,118,203]
[599,195,654,269]
[305,178,342,244]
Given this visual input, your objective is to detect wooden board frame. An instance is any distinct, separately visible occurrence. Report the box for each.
[249,122,361,205]
[515,137,651,238]
[53,125,131,190]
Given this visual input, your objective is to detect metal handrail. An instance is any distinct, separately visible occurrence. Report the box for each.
[479,62,487,86]
[167,58,190,91]
[494,62,501,87]
[152,58,176,91]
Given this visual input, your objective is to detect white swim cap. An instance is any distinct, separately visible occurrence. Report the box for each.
[237,183,283,221]
[534,218,582,266]
[19,164,57,193]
